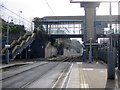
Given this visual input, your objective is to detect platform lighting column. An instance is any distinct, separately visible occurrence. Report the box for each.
[118,36,120,70]
[107,2,115,80]
[28,45,31,59]
[115,19,117,34]
[5,16,13,64]
[118,1,120,70]
[89,37,92,63]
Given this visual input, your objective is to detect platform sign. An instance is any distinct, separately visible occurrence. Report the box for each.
[70,0,119,2]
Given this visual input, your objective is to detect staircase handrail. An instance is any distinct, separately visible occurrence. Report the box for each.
[12,36,31,54]
[1,33,27,54]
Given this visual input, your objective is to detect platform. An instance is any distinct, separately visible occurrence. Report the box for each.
[67,62,120,89]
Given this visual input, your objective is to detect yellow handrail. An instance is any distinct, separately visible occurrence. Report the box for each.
[26,36,30,42]
[12,40,25,54]
[10,33,26,47]
[23,33,27,38]
[31,33,35,38]
[1,47,6,53]
[17,36,22,42]
[3,33,34,54]
[12,35,32,54]
[10,40,17,47]
[1,33,27,54]
[12,45,19,54]
[11,33,27,47]
[19,41,25,47]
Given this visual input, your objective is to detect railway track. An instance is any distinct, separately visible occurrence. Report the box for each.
[51,62,73,88]
[1,56,70,81]
[50,56,82,88]
[2,56,78,89]
[1,62,48,81]
[25,56,77,88]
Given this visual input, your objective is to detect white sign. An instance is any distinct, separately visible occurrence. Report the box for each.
[5,44,10,48]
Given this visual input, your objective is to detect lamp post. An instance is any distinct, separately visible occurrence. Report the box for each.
[115,19,117,34]
[5,16,13,64]
[89,38,92,63]
[107,2,115,80]
[88,27,92,63]
[28,45,31,59]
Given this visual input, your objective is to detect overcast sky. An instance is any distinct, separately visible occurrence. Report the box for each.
[1,0,118,21]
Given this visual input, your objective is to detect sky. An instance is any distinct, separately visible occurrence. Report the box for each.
[0,0,118,20]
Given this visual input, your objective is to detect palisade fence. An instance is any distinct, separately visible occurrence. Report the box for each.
[0,2,34,32]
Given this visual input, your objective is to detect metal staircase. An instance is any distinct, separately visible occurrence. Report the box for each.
[1,33,35,62]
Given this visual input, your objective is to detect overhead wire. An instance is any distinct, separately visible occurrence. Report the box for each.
[44,0,55,15]
[1,5,32,23]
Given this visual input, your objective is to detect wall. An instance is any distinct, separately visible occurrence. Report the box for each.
[30,38,45,58]
[45,42,57,58]
[64,48,78,56]
[64,49,71,56]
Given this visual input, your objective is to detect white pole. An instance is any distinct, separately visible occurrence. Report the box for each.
[6,16,13,64]
[89,27,92,63]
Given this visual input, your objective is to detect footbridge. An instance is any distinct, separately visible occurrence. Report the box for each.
[34,15,119,40]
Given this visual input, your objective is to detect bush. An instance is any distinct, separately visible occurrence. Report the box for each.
[2,23,25,33]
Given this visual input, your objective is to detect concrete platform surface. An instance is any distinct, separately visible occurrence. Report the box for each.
[67,62,120,89]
